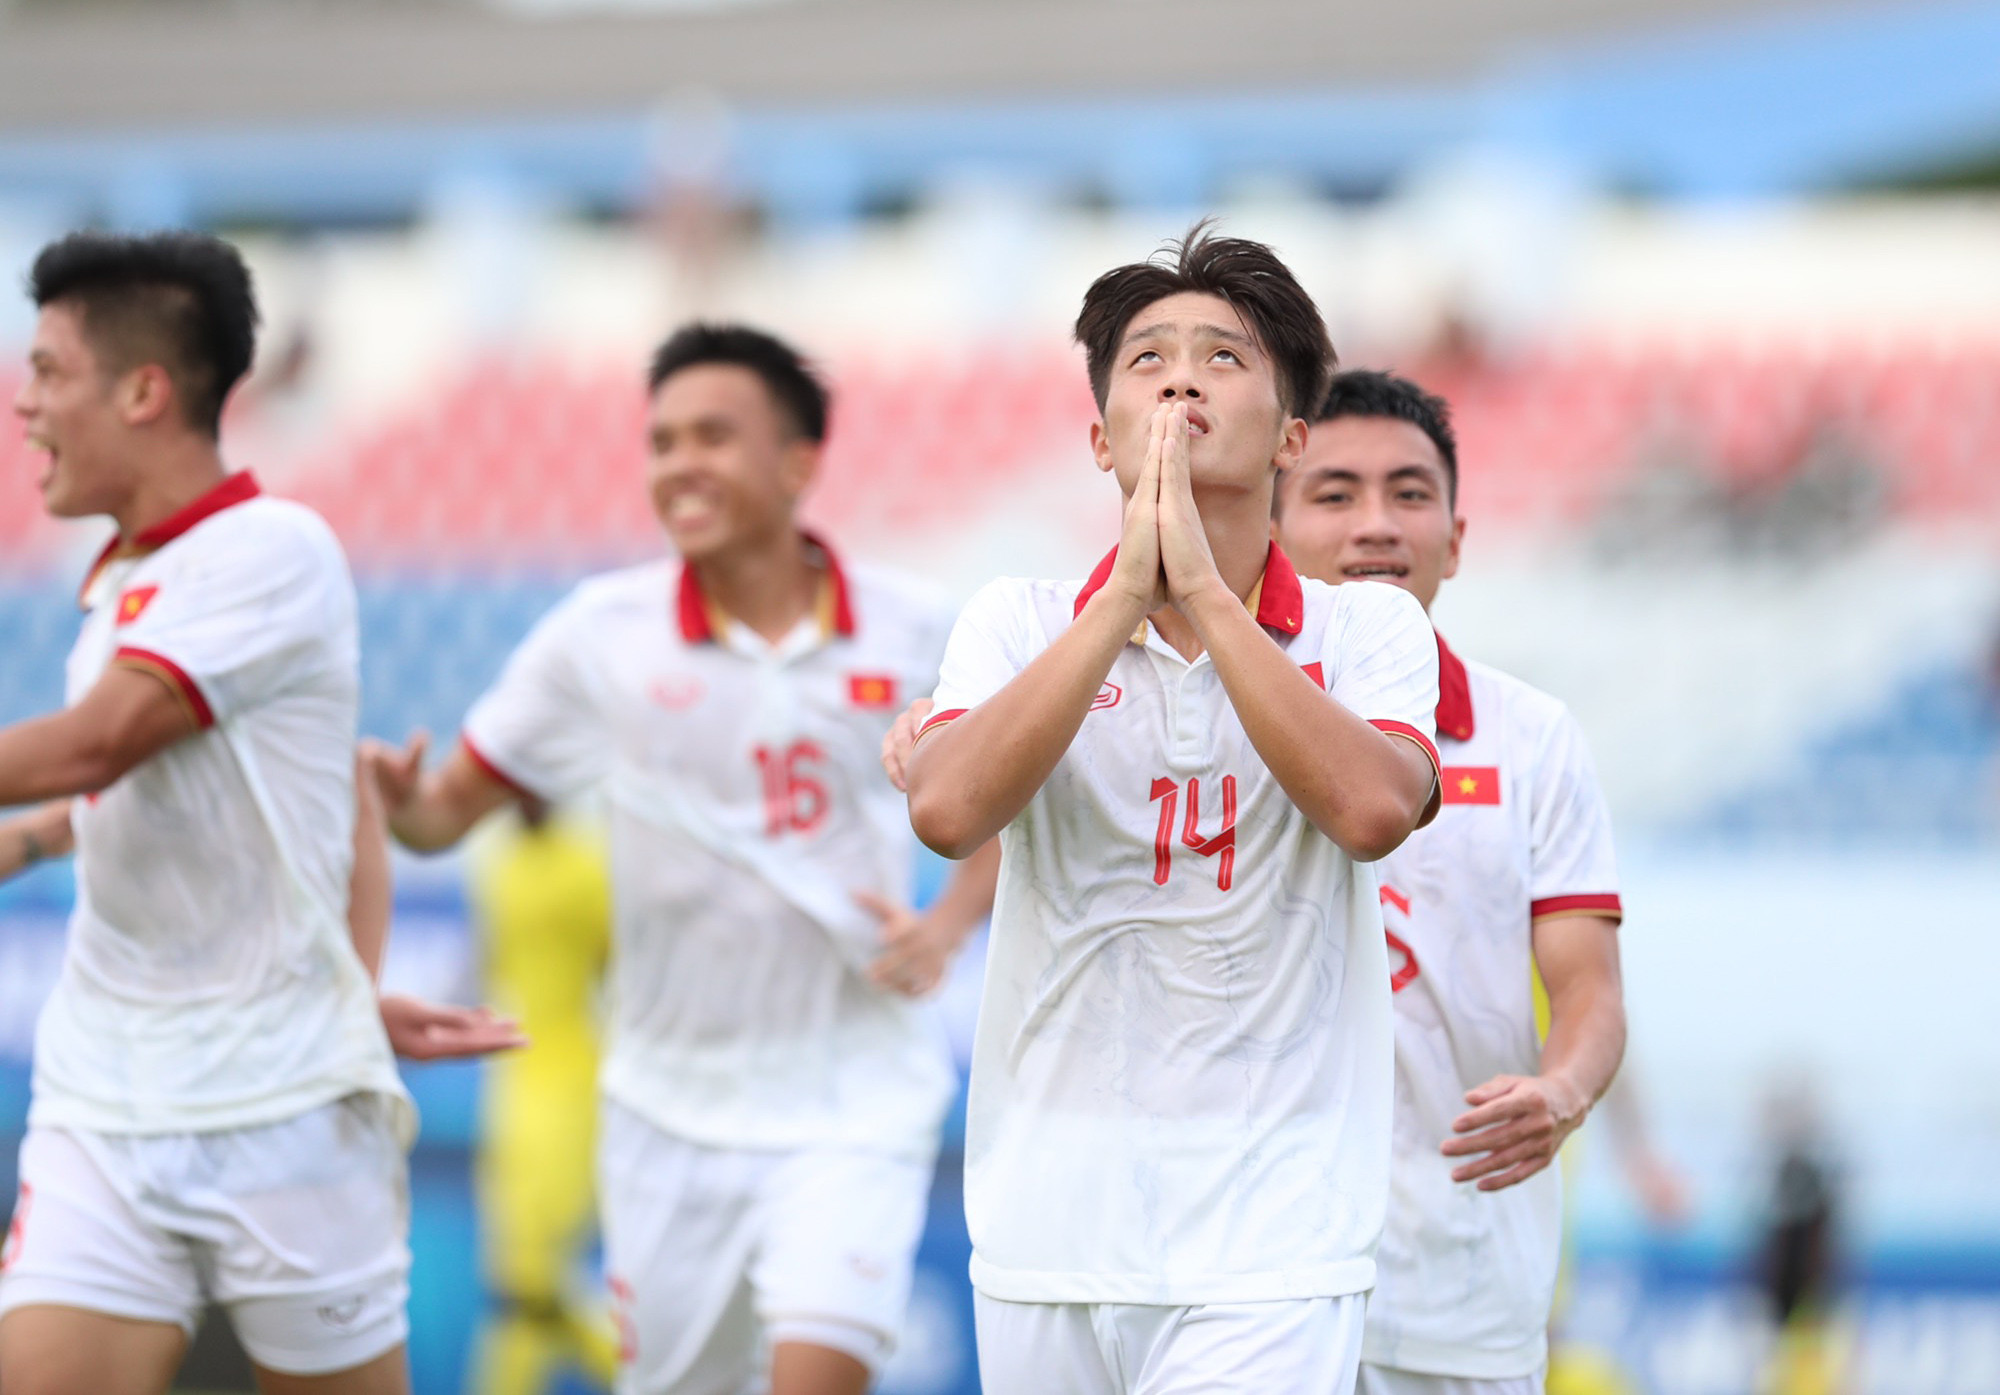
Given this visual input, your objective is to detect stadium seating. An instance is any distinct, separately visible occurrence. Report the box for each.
[3,338,1995,843]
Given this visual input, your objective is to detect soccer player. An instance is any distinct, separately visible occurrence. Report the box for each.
[0,231,438,1395]
[364,323,1000,1395]
[902,229,1442,1395]
[1272,370,1628,1395]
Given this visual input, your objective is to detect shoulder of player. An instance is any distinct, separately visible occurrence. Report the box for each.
[562,559,677,617]
[169,495,346,577]
[1458,654,1581,753]
[837,558,955,627]
[1304,575,1431,643]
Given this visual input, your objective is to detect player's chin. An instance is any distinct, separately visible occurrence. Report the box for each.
[659,515,738,562]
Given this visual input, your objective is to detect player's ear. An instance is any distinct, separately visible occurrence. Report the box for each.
[118,363,176,429]
[1089,419,1115,475]
[1444,513,1466,581]
[1273,415,1308,473]
[778,436,821,499]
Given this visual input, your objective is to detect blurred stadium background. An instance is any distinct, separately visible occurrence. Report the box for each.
[4,1,2000,1392]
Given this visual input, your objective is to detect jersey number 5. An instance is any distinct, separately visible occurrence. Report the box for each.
[1149,775,1237,890]
[754,741,829,837]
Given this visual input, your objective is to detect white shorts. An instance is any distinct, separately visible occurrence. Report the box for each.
[0,1094,410,1376]
[1357,1364,1546,1395]
[599,1100,933,1395]
[975,1291,1367,1395]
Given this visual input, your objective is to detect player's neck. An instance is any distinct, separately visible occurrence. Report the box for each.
[691,529,821,645]
[112,438,231,544]
[1148,488,1279,662]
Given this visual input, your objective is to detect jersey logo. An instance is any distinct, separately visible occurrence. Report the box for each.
[848,673,898,709]
[1300,661,1324,688]
[1441,765,1501,805]
[114,585,159,626]
[1090,683,1122,712]
[648,676,706,711]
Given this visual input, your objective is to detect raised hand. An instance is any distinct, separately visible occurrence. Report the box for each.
[1104,403,1170,614]
[360,731,429,817]
[1154,401,1225,611]
[881,698,934,794]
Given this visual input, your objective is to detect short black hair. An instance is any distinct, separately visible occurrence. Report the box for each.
[28,230,259,438]
[646,323,828,443]
[1074,221,1333,421]
[1316,369,1459,509]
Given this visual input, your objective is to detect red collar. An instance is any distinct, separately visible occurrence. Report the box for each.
[676,532,857,644]
[78,471,261,609]
[1435,630,1474,741]
[1071,540,1306,636]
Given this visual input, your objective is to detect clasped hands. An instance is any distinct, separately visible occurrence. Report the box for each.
[1101,402,1231,622]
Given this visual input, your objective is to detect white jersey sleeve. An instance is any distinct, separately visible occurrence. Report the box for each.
[112,518,347,729]
[1322,581,1441,771]
[462,590,613,802]
[925,578,1038,724]
[1528,707,1622,920]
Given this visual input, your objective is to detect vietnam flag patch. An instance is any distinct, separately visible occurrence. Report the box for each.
[848,673,898,709]
[115,585,159,626]
[1441,766,1501,805]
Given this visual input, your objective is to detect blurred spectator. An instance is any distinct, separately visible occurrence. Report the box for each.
[467,799,618,1395]
[1757,1075,1848,1395]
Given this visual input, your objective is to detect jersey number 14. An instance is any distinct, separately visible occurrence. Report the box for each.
[1149,775,1237,890]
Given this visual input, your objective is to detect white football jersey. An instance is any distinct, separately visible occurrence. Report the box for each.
[33,474,409,1139]
[924,549,1441,1305]
[1363,636,1621,1379]
[460,542,957,1158]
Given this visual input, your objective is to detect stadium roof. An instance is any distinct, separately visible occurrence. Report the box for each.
[0,0,1863,128]
[0,0,1996,223]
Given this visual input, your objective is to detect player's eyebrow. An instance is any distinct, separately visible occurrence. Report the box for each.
[1122,321,1256,351]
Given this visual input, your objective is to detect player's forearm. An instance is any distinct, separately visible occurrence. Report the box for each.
[0,800,75,883]
[1538,932,1628,1115]
[907,591,1142,858]
[349,784,392,983]
[0,711,128,804]
[1185,590,1432,860]
[385,779,483,852]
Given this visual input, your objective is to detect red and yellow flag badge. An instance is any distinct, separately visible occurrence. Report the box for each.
[848,673,898,710]
[1441,766,1501,805]
[115,585,160,626]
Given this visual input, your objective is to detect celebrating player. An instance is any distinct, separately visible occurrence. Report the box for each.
[1272,370,1628,1395]
[902,228,1442,1395]
[0,232,434,1395]
[364,323,999,1395]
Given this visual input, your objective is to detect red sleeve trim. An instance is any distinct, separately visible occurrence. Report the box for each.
[112,647,215,730]
[1531,893,1624,923]
[1370,719,1441,777]
[1372,718,1443,829]
[460,734,542,802]
[914,707,968,744]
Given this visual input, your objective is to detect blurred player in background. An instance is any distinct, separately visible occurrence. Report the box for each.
[1272,370,1628,1395]
[466,797,618,1395]
[365,323,1000,1395]
[0,230,515,1395]
[904,229,1442,1395]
